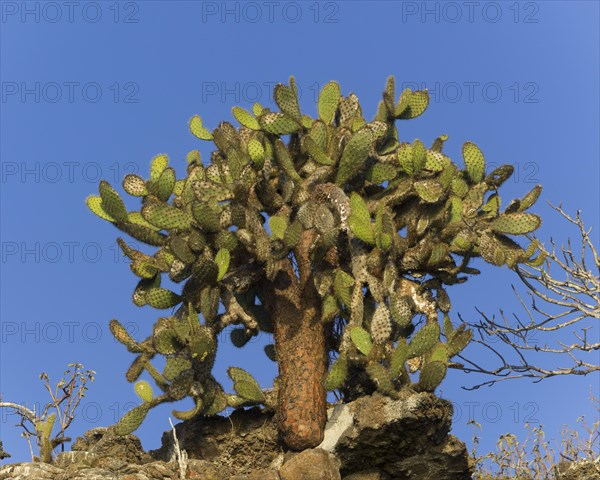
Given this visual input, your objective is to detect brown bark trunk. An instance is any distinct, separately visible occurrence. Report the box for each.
[260,230,328,450]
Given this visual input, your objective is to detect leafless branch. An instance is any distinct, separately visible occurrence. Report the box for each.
[458,203,599,389]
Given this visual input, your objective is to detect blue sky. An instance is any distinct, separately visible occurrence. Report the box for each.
[1,0,598,466]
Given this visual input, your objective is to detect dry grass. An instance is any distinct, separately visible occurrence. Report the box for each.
[470,394,599,479]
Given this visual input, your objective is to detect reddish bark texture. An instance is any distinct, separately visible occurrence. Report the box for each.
[260,230,328,450]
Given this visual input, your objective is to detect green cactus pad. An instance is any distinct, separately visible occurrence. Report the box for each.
[191,257,219,287]
[314,205,335,233]
[462,142,486,184]
[186,149,202,165]
[429,343,449,364]
[141,202,193,231]
[168,236,195,264]
[428,243,449,266]
[173,397,204,421]
[396,89,430,119]
[448,325,473,356]
[134,380,154,403]
[304,136,335,166]
[350,326,373,356]
[150,154,169,181]
[123,174,148,197]
[518,185,542,212]
[431,133,449,152]
[424,150,448,172]
[125,356,146,382]
[145,288,181,309]
[232,106,260,130]
[127,211,161,231]
[274,83,301,121]
[279,219,301,248]
[234,380,266,403]
[334,269,355,307]
[192,180,233,202]
[408,321,440,358]
[325,354,348,391]
[348,192,375,244]
[110,319,143,353]
[491,213,541,235]
[481,193,501,218]
[309,120,329,149]
[390,339,409,379]
[115,403,150,435]
[248,139,265,167]
[151,167,176,202]
[228,367,265,403]
[390,294,413,328]
[485,164,514,188]
[168,369,194,400]
[443,314,455,340]
[189,115,213,140]
[188,325,216,361]
[451,177,469,198]
[411,140,427,175]
[318,81,341,124]
[436,288,451,313]
[215,248,230,281]
[35,413,55,439]
[163,356,192,381]
[191,202,221,233]
[321,294,339,322]
[414,180,444,203]
[86,195,115,222]
[273,138,302,182]
[204,389,229,416]
[417,360,447,392]
[366,163,398,184]
[251,102,263,116]
[370,304,392,343]
[269,215,288,240]
[259,112,300,135]
[117,222,168,247]
[152,319,180,354]
[97,180,129,223]
[336,128,373,185]
[366,362,396,396]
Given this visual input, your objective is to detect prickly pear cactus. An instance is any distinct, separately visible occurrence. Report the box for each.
[88,75,543,450]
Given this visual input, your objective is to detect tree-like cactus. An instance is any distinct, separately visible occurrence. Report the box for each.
[88,76,543,450]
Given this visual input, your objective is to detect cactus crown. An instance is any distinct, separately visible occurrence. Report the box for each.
[88,76,544,434]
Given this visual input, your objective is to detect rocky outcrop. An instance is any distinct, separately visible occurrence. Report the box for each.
[319,390,472,479]
[554,458,600,480]
[0,389,473,480]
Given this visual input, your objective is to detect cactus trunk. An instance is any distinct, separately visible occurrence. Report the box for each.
[260,230,328,450]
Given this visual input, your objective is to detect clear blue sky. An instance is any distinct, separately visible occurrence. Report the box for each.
[1,0,598,466]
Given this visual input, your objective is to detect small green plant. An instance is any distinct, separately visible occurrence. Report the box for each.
[0,363,95,463]
[88,75,543,449]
